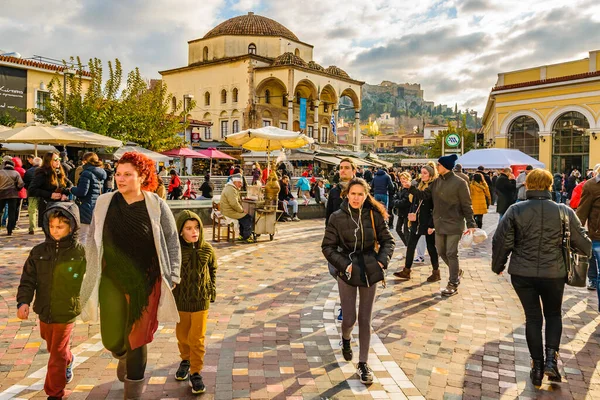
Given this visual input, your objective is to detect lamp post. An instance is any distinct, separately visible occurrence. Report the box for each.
[62,68,76,124]
[470,110,478,149]
[182,94,194,175]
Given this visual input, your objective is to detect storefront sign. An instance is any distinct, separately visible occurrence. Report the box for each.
[0,66,27,122]
[299,98,307,130]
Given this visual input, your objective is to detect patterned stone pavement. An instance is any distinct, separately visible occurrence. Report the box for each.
[1,210,600,399]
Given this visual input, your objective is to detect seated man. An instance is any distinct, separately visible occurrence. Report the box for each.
[278,175,299,221]
[220,173,254,243]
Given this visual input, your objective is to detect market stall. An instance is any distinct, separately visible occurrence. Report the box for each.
[457,149,545,170]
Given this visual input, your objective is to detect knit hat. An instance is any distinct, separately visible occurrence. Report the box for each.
[438,154,458,171]
[422,164,435,177]
[231,173,243,182]
[454,163,463,172]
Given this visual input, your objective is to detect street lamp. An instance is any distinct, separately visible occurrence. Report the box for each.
[470,110,478,148]
[63,68,76,124]
[182,94,194,175]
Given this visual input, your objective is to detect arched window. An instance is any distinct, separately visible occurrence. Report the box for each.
[294,48,300,57]
[221,89,227,104]
[232,120,240,133]
[171,96,177,113]
[232,88,238,103]
[508,116,539,158]
[248,43,257,55]
[204,92,210,106]
[265,89,270,104]
[552,111,590,172]
[203,46,209,61]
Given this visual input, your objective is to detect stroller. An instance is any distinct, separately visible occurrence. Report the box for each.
[181,179,197,200]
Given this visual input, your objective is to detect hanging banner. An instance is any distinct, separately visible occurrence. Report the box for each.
[0,66,27,123]
[299,97,307,130]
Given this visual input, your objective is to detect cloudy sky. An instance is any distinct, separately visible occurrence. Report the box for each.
[2,0,599,113]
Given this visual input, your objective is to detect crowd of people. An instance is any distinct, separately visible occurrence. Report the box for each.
[3,147,599,397]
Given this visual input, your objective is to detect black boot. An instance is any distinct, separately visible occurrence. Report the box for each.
[530,358,544,386]
[544,347,561,382]
[341,337,353,361]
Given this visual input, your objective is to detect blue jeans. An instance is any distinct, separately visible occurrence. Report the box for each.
[591,241,600,310]
[1,203,7,226]
[374,194,388,208]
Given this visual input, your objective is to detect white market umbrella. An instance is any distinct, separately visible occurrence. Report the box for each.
[456,148,545,169]
[0,143,58,154]
[54,124,123,148]
[0,125,11,132]
[225,126,314,175]
[113,144,171,163]
[0,123,104,156]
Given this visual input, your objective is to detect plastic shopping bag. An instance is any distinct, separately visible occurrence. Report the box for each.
[473,228,488,244]
[460,230,473,248]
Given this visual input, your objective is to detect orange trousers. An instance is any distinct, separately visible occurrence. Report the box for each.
[176,310,208,374]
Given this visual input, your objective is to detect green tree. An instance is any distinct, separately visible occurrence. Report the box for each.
[0,111,17,127]
[31,57,194,152]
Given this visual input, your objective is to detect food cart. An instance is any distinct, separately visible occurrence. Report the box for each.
[226,127,314,242]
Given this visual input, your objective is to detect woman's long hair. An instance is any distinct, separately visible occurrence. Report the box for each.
[82,152,103,168]
[342,178,389,219]
[39,151,66,187]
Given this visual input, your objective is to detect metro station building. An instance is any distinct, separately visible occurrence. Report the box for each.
[482,50,600,172]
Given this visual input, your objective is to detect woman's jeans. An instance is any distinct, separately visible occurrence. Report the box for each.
[405,231,439,270]
[511,275,565,360]
[591,241,600,310]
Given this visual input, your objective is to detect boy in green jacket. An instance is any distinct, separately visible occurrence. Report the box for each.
[173,210,217,395]
[16,202,86,400]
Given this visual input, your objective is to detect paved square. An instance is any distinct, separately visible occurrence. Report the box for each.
[1,212,599,399]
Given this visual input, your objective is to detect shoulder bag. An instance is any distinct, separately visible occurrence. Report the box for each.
[407,200,422,222]
[558,204,588,287]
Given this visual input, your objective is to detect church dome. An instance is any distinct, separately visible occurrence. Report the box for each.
[325,65,350,79]
[273,52,308,68]
[308,61,325,71]
[203,12,299,42]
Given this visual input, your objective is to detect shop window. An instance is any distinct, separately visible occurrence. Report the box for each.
[509,116,540,158]
[203,126,212,140]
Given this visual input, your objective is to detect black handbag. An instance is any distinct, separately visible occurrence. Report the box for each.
[558,205,588,287]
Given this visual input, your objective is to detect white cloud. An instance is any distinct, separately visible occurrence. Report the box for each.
[0,0,596,113]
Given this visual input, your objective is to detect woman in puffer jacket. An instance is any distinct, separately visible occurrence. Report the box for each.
[322,178,394,386]
[492,168,591,387]
[470,173,491,228]
[69,152,106,244]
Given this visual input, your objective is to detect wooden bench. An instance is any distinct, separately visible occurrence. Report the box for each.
[211,202,236,243]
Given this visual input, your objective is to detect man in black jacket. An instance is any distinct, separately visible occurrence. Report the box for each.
[495,168,516,220]
[24,157,42,234]
[402,154,476,296]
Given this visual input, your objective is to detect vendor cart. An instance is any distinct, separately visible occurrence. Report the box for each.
[242,198,282,241]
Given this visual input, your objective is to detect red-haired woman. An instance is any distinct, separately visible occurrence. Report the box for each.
[28,152,72,225]
[79,152,181,398]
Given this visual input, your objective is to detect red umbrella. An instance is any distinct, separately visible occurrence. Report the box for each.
[197,147,236,175]
[161,147,209,158]
[161,147,209,175]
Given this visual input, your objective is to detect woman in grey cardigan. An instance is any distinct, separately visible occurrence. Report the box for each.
[79,152,181,399]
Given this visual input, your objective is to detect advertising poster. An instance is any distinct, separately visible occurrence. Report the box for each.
[299,97,307,130]
[0,66,27,122]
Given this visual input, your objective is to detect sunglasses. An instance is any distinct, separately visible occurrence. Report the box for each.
[53,158,61,162]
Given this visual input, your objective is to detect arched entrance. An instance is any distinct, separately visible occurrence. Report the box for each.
[508,116,539,158]
[552,111,590,173]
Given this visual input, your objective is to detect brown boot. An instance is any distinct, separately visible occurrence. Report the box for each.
[427,270,441,282]
[111,351,127,382]
[124,377,145,399]
[393,268,411,280]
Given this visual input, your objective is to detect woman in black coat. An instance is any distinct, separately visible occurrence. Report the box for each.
[28,152,72,226]
[393,172,411,246]
[492,168,591,387]
[393,165,440,282]
[322,178,394,386]
[495,168,517,220]
[70,152,106,244]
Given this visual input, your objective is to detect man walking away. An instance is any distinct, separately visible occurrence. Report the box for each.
[495,168,516,220]
[402,154,477,296]
[453,164,470,183]
[516,165,533,202]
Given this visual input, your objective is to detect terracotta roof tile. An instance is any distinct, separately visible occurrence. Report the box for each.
[272,52,308,68]
[325,65,350,79]
[0,55,91,77]
[492,70,600,91]
[203,13,299,42]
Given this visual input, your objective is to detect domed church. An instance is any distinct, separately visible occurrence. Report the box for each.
[159,12,364,149]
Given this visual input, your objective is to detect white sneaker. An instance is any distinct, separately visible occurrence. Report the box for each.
[292,216,300,221]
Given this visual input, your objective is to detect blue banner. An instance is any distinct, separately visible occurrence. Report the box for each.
[299,98,307,130]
